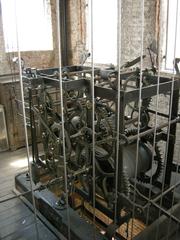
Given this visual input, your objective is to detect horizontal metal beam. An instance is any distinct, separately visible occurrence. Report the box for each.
[124,78,180,104]
[24,75,180,104]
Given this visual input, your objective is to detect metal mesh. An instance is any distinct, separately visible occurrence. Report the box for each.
[0,0,180,239]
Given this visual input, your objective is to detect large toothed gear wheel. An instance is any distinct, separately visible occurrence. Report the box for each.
[125,129,163,184]
[137,144,163,184]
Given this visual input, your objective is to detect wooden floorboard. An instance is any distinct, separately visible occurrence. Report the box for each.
[2,221,58,240]
[0,149,59,240]
[0,181,16,190]
[0,189,14,197]
[0,214,35,238]
[0,193,16,202]
[0,201,27,215]
[0,204,30,223]
[0,149,28,203]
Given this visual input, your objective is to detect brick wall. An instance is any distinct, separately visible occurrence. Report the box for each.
[0,0,58,75]
[0,0,157,74]
[121,0,157,67]
[66,0,87,65]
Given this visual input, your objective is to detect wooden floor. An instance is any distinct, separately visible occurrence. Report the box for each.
[0,148,59,240]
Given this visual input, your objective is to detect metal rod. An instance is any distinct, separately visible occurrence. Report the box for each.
[114,0,122,223]
[56,0,71,239]
[0,176,64,204]
[0,187,41,204]
[143,180,180,207]
[15,0,39,238]
[147,0,165,225]
[155,0,179,238]
[165,0,170,70]
[90,0,96,238]
[128,117,179,143]
[133,203,180,240]
[131,0,145,238]
[147,109,169,118]
[132,185,180,225]
[166,0,179,238]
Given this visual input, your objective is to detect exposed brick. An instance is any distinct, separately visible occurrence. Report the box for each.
[0,0,58,74]
[0,0,156,73]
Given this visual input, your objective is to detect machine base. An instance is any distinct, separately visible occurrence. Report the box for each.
[15,172,106,240]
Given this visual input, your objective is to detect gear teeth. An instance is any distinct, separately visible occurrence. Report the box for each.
[125,130,163,184]
[121,169,130,197]
[125,128,138,137]
[137,143,163,184]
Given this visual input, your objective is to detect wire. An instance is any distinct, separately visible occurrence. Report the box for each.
[131,0,145,238]
[90,0,96,239]
[56,0,71,239]
[165,0,170,70]
[114,0,122,224]
[14,0,39,239]
[155,0,179,239]
[166,0,179,238]
[131,184,180,224]
[145,0,162,226]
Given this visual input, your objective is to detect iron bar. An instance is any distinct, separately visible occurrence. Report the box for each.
[15,0,39,238]
[127,117,179,143]
[114,0,122,224]
[90,0,96,238]
[133,186,180,225]
[56,0,71,239]
[155,0,179,238]
[131,0,145,238]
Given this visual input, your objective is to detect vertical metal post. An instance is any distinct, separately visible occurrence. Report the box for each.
[59,0,68,66]
[116,91,125,223]
[56,0,71,238]
[165,89,179,185]
[114,0,122,225]
[29,87,39,162]
[14,0,39,237]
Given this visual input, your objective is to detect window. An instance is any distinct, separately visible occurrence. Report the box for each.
[1,0,53,52]
[165,0,180,70]
[86,0,117,64]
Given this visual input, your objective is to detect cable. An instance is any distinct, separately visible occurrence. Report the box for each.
[56,0,71,239]
[90,0,96,238]
[155,0,179,239]
[114,0,122,224]
[14,0,39,238]
[166,0,180,238]
[131,0,145,238]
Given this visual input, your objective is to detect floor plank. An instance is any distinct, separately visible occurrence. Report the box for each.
[0,149,59,240]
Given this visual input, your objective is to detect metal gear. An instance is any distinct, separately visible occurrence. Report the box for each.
[125,129,163,184]
[124,69,153,128]
[137,144,163,184]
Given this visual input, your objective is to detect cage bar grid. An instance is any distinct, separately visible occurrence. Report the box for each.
[0,0,180,240]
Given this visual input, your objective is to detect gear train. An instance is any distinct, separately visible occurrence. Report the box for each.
[15,58,180,240]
